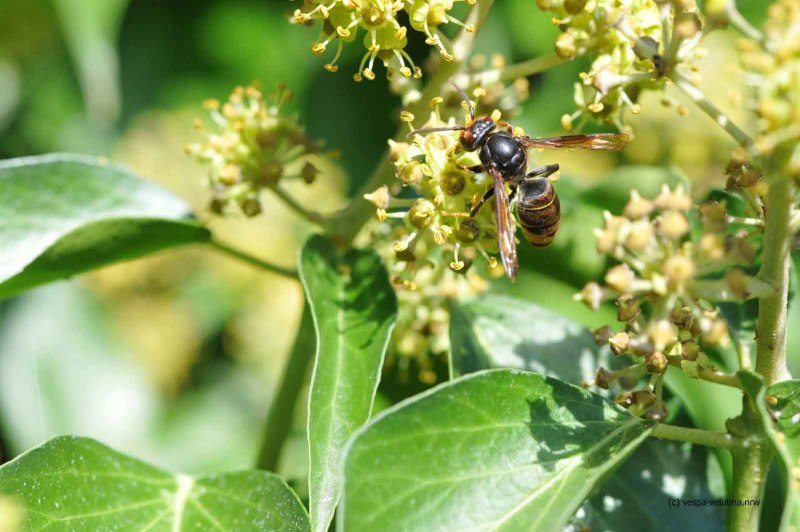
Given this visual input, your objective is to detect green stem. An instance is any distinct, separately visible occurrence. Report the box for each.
[324,0,496,246]
[269,184,327,228]
[670,71,755,153]
[470,53,566,84]
[725,0,765,44]
[209,239,298,279]
[666,356,743,389]
[729,412,772,530]
[650,423,737,449]
[257,303,316,471]
[729,167,793,528]
[754,172,793,386]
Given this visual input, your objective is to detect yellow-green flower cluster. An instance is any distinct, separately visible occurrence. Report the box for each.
[536,0,703,131]
[371,222,489,383]
[294,0,476,80]
[367,105,517,280]
[363,91,537,373]
[575,185,759,418]
[186,84,321,217]
[739,0,800,176]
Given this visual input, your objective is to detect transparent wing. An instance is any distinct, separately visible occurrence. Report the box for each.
[519,133,631,151]
[489,166,518,281]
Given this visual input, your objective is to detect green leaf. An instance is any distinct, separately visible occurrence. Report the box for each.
[579,165,688,213]
[50,0,129,124]
[300,235,397,532]
[0,436,309,530]
[449,294,605,384]
[583,439,725,531]
[341,369,654,531]
[765,379,800,530]
[0,283,267,474]
[739,371,800,531]
[449,294,724,530]
[0,154,210,298]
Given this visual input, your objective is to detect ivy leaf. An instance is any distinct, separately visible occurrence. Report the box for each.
[300,235,397,532]
[764,378,800,530]
[0,154,210,299]
[449,294,724,530]
[0,436,309,530]
[583,439,725,531]
[739,371,800,531]
[341,370,654,531]
[449,294,604,383]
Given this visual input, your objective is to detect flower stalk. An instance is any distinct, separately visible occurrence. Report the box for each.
[650,423,737,449]
[209,238,298,279]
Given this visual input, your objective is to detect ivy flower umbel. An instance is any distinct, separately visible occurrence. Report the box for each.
[186,83,322,217]
[361,90,540,372]
[537,0,703,131]
[575,185,761,419]
[294,0,476,80]
[739,0,800,176]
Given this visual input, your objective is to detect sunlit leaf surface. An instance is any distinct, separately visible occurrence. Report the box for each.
[342,370,654,531]
[0,436,309,530]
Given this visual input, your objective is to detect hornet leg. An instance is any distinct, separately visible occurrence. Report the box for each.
[470,186,495,217]
[526,163,560,179]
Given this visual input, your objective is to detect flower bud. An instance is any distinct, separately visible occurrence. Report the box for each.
[681,359,699,378]
[595,228,618,254]
[593,326,613,346]
[698,233,726,261]
[634,390,657,408]
[616,295,640,322]
[624,220,654,251]
[646,351,668,374]
[616,391,636,408]
[409,199,435,229]
[674,12,702,39]
[555,32,577,59]
[649,320,678,349]
[399,161,424,184]
[725,268,750,299]
[699,201,728,233]
[364,185,391,209]
[623,190,654,219]
[605,264,635,293]
[609,331,630,354]
[595,367,612,389]
[662,252,695,286]
[564,0,588,14]
[656,210,690,239]
[682,341,700,361]
[702,319,729,346]
[654,185,692,211]
[575,282,604,310]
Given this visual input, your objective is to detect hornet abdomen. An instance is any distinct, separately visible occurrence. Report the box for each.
[516,177,560,247]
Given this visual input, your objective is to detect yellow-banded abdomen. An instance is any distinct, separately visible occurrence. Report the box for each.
[516,177,560,247]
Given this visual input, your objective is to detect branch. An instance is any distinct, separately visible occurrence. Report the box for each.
[257,303,316,470]
[470,53,566,84]
[650,423,737,449]
[670,71,756,153]
[209,239,299,279]
[754,170,794,385]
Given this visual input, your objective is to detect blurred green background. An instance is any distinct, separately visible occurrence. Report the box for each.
[0,0,776,490]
